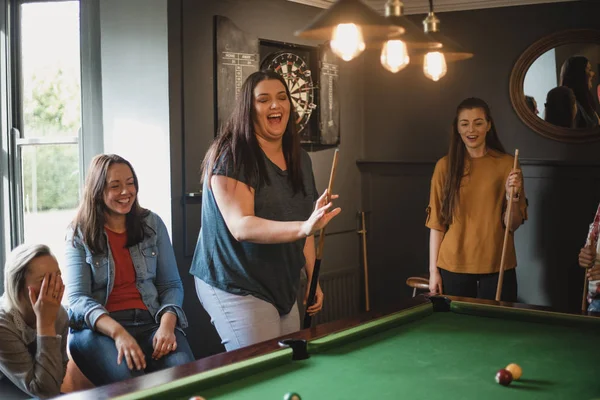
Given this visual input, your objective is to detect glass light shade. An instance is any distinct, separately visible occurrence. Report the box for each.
[380,40,410,73]
[423,51,447,81]
[330,23,366,61]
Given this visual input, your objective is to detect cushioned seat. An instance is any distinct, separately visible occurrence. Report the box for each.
[406,276,430,297]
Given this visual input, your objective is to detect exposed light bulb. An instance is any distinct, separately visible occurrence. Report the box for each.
[330,23,366,62]
[380,40,410,73]
[423,51,447,81]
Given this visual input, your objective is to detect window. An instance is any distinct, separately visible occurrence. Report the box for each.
[13,0,81,267]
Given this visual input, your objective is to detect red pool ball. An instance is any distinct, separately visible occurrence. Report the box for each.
[495,369,513,386]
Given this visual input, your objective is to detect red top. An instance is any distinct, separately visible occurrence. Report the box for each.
[104,228,147,312]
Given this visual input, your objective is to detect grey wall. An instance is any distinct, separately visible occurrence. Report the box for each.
[359,1,600,312]
[100,0,173,232]
[170,0,365,358]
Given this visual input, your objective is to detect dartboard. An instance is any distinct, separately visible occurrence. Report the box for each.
[262,52,317,134]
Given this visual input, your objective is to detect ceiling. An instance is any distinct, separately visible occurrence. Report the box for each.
[286,0,579,15]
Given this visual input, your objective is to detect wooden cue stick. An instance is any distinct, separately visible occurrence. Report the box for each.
[317,149,339,258]
[303,149,339,329]
[358,211,370,311]
[495,149,519,301]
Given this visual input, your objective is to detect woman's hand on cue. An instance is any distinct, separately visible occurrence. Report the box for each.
[302,189,341,237]
[579,246,597,269]
[304,283,324,316]
[505,169,522,198]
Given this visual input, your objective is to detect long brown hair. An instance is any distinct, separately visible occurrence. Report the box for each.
[202,70,305,194]
[72,154,150,254]
[440,98,506,227]
[560,56,595,116]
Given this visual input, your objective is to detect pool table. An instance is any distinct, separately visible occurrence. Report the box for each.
[57,296,600,400]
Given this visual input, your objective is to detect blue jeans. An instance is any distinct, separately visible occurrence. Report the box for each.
[69,309,194,386]
[589,298,600,312]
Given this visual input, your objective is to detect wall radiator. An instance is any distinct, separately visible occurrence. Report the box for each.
[298,268,361,326]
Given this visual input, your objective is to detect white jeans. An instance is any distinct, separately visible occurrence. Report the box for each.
[194,277,300,351]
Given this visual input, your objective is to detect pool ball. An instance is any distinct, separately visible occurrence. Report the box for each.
[505,363,522,380]
[495,369,513,386]
[188,397,205,400]
[284,393,301,400]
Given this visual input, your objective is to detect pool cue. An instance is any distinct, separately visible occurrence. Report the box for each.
[303,149,340,329]
[495,149,519,301]
[358,211,370,311]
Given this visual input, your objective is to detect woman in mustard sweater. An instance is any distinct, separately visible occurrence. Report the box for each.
[426,97,527,301]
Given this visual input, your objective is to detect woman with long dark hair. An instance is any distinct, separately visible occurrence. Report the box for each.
[560,56,599,128]
[544,86,577,128]
[426,98,528,301]
[190,70,341,351]
[64,154,193,386]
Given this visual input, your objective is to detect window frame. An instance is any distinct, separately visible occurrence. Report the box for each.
[0,0,103,285]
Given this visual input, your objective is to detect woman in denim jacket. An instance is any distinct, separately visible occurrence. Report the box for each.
[64,154,193,386]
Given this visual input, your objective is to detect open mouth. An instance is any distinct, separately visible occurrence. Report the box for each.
[466,135,478,140]
[117,198,131,205]
[267,113,282,125]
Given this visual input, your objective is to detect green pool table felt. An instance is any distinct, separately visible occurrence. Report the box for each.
[117,302,600,400]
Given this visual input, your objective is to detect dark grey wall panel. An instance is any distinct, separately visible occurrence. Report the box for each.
[358,162,435,310]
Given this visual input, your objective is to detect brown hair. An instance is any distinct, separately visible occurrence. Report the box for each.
[202,70,305,194]
[440,98,506,227]
[72,154,150,254]
[560,56,595,116]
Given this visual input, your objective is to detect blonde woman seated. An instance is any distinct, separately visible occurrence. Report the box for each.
[0,244,68,399]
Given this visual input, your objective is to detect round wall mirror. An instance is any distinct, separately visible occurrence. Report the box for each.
[510,29,600,143]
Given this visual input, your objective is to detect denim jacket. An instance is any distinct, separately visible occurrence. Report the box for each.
[64,211,188,331]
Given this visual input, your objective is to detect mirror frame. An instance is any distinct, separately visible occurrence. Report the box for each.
[509,29,600,143]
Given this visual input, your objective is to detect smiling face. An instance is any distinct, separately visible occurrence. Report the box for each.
[585,62,595,90]
[457,107,491,155]
[102,163,137,218]
[252,79,291,143]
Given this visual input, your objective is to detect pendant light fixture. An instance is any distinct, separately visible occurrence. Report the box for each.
[379,0,442,73]
[295,0,403,62]
[419,0,474,81]
[294,0,473,81]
